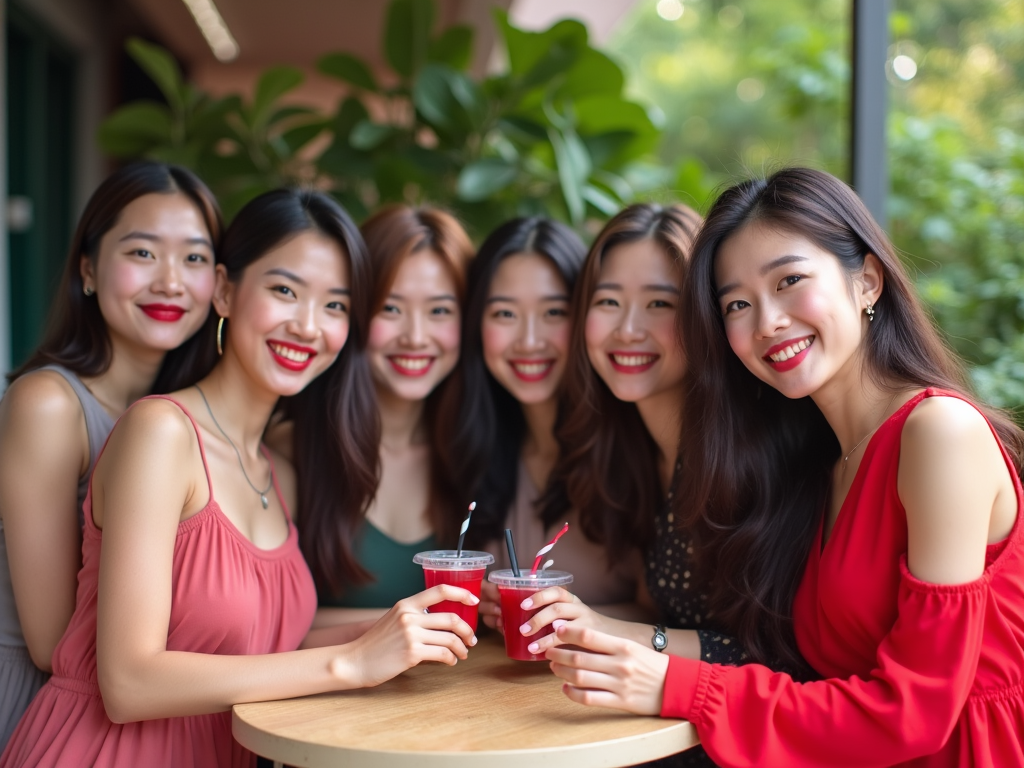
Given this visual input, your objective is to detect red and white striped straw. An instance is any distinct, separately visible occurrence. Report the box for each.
[531,523,569,574]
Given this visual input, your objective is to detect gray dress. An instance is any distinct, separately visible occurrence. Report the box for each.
[0,365,115,747]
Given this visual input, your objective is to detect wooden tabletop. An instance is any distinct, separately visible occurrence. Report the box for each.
[233,634,699,767]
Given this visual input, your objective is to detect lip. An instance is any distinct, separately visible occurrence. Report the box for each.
[763,335,815,373]
[508,358,556,383]
[267,340,317,372]
[608,351,660,374]
[388,355,435,377]
[138,303,186,322]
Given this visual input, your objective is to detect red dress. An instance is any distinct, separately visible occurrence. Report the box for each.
[661,389,1024,767]
[0,397,318,768]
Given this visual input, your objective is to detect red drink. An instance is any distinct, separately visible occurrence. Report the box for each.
[487,569,574,661]
[423,567,486,632]
[413,550,494,634]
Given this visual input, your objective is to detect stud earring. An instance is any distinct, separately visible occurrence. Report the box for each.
[83,286,94,297]
[864,302,875,322]
[216,316,225,356]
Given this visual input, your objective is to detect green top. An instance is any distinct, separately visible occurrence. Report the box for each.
[318,521,437,609]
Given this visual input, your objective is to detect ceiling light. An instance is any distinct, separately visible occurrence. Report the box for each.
[181,0,239,62]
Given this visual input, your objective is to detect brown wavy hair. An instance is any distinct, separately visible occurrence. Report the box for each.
[9,161,223,392]
[329,205,474,587]
[678,167,1024,672]
[540,203,702,559]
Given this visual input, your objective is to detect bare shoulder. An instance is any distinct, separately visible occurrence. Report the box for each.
[100,398,198,467]
[902,394,993,450]
[0,369,85,430]
[265,443,298,519]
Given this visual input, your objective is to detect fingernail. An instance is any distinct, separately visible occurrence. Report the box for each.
[521,598,533,609]
[553,619,567,630]
[520,623,531,635]
[471,635,478,646]
[470,595,480,604]
[528,642,539,653]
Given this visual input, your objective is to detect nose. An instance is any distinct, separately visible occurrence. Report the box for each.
[152,256,184,296]
[754,299,791,340]
[514,314,544,353]
[400,310,428,348]
[287,299,319,341]
[612,303,646,343]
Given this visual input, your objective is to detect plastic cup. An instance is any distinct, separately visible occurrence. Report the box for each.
[413,550,494,633]
[487,569,574,661]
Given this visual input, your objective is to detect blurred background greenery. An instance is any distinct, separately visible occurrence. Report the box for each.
[96,0,1023,413]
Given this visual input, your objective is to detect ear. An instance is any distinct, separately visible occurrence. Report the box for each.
[860,252,885,307]
[212,264,233,319]
[79,254,96,293]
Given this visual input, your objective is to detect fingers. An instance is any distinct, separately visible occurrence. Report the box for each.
[416,628,471,661]
[549,661,619,692]
[519,586,576,610]
[551,623,623,654]
[561,683,627,711]
[410,610,477,647]
[525,620,567,654]
[545,645,618,675]
[408,584,480,609]
[519,602,583,636]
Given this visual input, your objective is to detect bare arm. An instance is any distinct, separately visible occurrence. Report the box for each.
[0,372,88,671]
[93,400,477,724]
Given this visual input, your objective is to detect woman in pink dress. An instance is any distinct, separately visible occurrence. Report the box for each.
[1,189,479,768]
[541,168,1024,767]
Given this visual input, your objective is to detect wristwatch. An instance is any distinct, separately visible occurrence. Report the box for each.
[651,623,667,652]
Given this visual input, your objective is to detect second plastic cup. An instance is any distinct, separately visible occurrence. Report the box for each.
[487,569,574,661]
[413,550,494,633]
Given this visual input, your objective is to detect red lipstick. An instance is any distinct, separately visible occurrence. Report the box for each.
[508,359,556,383]
[763,335,814,373]
[267,340,317,372]
[608,351,660,374]
[139,303,186,322]
[388,355,435,377]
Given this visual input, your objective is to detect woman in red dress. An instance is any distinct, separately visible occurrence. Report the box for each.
[543,168,1024,767]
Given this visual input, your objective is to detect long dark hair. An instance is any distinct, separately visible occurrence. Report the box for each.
[346,205,474,580]
[541,203,702,560]
[9,161,223,392]
[220,190,379,595]
[435,218,587,547]
[678,167,1024,672]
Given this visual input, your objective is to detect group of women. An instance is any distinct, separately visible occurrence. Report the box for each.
[0,160,1020,768]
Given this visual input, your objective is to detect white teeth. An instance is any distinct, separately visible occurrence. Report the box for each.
[392,356,432,371]
[768,337,813,363]
[612,354,657,367]
[512,361,553,375]
[270,343,310,362]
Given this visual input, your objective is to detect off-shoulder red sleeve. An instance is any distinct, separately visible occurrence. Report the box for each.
[660,559,988,768]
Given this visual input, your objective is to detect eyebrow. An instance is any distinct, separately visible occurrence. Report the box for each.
[716,254,809,298]
[485,294,569,304]
[119,231,213,248]
[595,282,679,294]
[266,267,349,295]
[388,292,458,302]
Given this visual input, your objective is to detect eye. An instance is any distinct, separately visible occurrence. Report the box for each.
[381,303,400,315]
[326,300,348,313]
[778,274,804,290]
[545,307,568,318]
[491,308,515,320]
[132,248,153,259]
[186,253,208,263]
[431,306,453,316]
[648,299,674,309]
[723,299,750,315]
[271,285,295,298]
[594,296,618,308]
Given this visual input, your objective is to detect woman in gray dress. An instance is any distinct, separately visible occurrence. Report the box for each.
[0,162,222,746]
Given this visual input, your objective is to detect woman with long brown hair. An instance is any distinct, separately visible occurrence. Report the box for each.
[311,205,473,626]
[0,161,221,747]
[545,168,1024,767]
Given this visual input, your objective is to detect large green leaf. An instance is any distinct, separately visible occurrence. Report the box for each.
[333,97,371,140]
[495,12,586,88]
[318,52,379,92]
[279,119,330,154]
[413,64,484,136]
[126,38,184,113]
[97,101,174,156]
[549,125,591,224]
[251,67,304,127]
[559,49,624,100]
[350,120,399,150]
[428,25,473,70]
[574,96,659,165]
[385,0,435,79]
[456,158,518,201]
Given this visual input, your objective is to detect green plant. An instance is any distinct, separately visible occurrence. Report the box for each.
[98,0,662,232]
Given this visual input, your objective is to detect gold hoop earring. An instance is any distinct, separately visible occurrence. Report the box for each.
[216,316,225,356]
[864,302,875,323]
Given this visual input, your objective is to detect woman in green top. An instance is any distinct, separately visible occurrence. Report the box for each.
[310,204,473,628]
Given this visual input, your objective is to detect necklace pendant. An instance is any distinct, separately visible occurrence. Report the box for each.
[260,493,269,509]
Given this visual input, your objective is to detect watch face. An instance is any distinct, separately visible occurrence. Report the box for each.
[653,630,667,651]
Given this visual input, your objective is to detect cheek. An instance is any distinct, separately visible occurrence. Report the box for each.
[433,318,461,355]
[367,318,396,353]
[584,311,610,354]
[481,322,512,365]
[184,266,217,303]
[324,317,351,354]
[99,260,150,300]
[546,322,572,359]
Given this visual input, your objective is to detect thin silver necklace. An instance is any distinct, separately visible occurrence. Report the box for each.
[194,384,273,509]
[841,391,899,475]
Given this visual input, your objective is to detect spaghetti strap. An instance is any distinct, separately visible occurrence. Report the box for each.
[260,446,293,523]
[140,395,215,503]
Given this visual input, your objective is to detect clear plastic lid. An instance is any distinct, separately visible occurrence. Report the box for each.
[412,550,494,570]
[487,569,573,588]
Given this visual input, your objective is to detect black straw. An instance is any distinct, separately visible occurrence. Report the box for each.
[456,501,476,557]
[504,528,521,577]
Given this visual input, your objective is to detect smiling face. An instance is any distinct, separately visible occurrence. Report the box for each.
[368,249,461,402]
[215,230,351,397]
[715,221,881,400]
[82,192,216,357]
[481,252,571,405]
[584,238,685,404]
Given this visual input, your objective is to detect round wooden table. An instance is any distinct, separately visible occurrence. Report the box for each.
[233,635,699,767]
